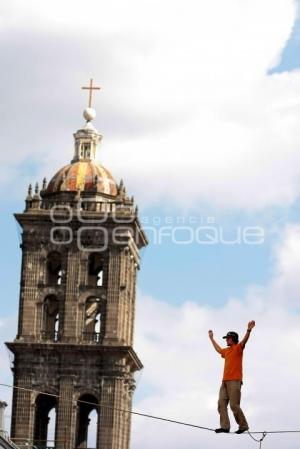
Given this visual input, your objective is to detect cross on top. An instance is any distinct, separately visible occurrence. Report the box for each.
[81,78,101,108]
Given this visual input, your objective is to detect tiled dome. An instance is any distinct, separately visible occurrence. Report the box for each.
[46,160,118,196]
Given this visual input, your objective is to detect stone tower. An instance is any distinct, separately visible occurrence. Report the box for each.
[6,92,148,449]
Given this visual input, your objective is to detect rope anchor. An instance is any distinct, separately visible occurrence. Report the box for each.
[248,431,267,448]
[259,432,267,449]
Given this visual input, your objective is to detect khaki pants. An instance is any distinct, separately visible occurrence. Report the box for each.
[218,380,248,430]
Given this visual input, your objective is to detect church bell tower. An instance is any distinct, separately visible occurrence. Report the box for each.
[6,81,148,449]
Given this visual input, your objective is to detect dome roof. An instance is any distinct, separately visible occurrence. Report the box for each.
[46,160,118,196]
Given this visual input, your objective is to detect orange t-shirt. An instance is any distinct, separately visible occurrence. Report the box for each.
[220,343,244,381]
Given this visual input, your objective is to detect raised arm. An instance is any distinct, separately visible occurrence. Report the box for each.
[240,320,256,349]
[208,330,222,354]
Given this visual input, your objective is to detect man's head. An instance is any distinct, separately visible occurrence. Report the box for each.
[223,331,239,346]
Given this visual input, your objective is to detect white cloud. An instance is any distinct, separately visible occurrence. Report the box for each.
[0,0,300,211]
[269,224,300,309]
[132,224,300,449]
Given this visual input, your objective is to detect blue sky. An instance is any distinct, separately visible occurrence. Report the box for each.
[1,1,300,448]
[271,9,300,73]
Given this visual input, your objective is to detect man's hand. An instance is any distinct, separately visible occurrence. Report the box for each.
[248,320,255,330]
[240,320,256,349]
[208,330,222,353]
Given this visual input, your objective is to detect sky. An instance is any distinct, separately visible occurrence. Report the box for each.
[1,0,300,448]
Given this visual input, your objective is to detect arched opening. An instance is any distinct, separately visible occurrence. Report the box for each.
[34,394,57,449]
[88,254,104,287]
[76,394,99,449]
[82,142,91,159]
[57,269,62,285]
[46,252,62,286]
[47,409,56,447]
[94,312,101,334]
[42,295,59,341]
[83,298,103,342]
[87,410,98,448]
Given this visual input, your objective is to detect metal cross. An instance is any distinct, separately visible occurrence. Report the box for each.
[81,78,101,108]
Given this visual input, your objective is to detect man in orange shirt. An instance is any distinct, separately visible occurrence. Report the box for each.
[208,320,255,434]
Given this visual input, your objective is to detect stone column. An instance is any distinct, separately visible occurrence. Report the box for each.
[104,248,121,344]
[19,246,42,338]
[10,373,34,443]
[0,401,7,437]
[98,377,115,449]
[63,251,80,341]
[55,376,75,449]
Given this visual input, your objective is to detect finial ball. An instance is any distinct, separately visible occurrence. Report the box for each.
[83,107,96,122]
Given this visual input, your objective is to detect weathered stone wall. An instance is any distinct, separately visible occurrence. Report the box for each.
[8,203,146,449]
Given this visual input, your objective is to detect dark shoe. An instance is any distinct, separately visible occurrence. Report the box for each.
[235,427,249,434]
[215,428,230,433]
